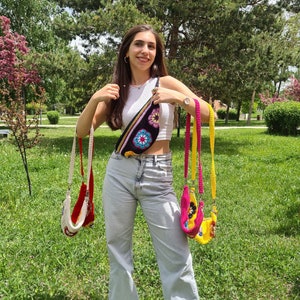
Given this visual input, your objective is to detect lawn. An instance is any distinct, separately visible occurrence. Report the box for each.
[0,124,299,299]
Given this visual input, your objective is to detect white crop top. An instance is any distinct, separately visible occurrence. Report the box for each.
[122,77,175,141]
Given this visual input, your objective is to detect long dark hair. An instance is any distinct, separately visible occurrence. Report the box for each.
[107,24,168,130]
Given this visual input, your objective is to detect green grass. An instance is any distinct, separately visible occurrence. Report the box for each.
[215,119,266,127]
[0,126,299,299]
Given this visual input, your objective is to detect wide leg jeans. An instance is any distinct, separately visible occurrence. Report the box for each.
[102,151,199,300]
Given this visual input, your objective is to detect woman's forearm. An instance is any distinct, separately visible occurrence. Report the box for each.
[76,83,119,137]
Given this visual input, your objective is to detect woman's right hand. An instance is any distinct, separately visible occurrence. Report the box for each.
[90,84,120,103]
[76,83,119,137]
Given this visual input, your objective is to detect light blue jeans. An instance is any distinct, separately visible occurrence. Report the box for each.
[102,151,199,300]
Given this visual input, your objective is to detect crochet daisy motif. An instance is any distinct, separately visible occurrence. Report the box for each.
[133,129,152,149]
[148,108,160,128]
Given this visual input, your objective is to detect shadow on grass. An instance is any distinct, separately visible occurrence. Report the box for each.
[39,135,119,158]
[33,295,67,300]
[274,198,300,237]
[38,128,247,161]
[290,281,300,299]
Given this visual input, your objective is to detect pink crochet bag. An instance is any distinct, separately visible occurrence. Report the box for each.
[180,99,204,238]
[180,102,218,244]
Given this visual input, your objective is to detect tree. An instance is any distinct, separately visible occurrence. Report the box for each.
[28,1,300,115]
[52,0,161,108]
[286,77,300,101]
[0,0,90,112]
[0,16,45,196]
[259,76,300,106]
[0,0,59,51]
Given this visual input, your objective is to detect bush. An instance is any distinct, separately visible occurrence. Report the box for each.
[47,110,60,125]
[26,102,47,115]
[217,109,226,119]
[228,109,238,120]
[264,101,300,135]
[217,109,237,120]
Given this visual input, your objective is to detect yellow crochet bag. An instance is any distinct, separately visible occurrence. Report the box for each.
[195,105,217,244]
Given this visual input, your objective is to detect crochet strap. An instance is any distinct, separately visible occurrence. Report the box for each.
[67,134,77,188]
[209,105,216,200]
[183,99,203,194]
[183,113,191,179]
[68,126,94,189]
[194,99,204,194]
[86,126,94,189]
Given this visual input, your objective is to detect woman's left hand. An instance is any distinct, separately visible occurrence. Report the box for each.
[151,87,184,105]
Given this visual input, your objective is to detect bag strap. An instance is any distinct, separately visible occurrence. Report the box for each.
[68,126,94,191]
[194,99,204,194]
[184,99,203,194]
[78,126,94,191]
[183,113,190,180]
[67,134,77,189]
[183,104,194,181]
[209,105,216,201]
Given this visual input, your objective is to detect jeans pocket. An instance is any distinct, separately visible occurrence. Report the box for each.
[111,151,123,160]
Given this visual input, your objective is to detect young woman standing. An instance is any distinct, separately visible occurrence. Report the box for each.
[76,24,210,300]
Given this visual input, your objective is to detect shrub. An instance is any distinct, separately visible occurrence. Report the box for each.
[47,110,60,125]
[228,109,238,120]
[217,109,226,119]
[26,102,47,115]
[264,101,300,135]
[217,109,237,120]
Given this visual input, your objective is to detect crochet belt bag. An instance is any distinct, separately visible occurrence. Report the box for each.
[115,78,160,157]
[180,101,217,244]
[61,126,95,237]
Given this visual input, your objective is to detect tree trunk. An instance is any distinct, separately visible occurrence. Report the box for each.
[23,149,32,196]
[247,89,256,126]
[14,134,32,196]
[236,100,242,121]
[225,105,230,124]
[168,22,179,60]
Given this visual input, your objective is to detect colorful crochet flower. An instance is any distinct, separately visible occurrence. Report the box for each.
[148,108,160,128]
[133,129,152,149]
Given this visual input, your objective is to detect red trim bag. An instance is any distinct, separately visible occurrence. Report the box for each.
[61,126,95,237]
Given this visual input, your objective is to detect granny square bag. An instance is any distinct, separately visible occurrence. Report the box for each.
[115,77,160,157]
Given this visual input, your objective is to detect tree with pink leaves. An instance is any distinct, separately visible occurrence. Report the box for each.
[285,77,300,102]
[0,15,45,196]
[259,76,300,107]
[259,91,286,107]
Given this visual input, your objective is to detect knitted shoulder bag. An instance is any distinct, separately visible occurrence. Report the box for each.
[61,126,95,237]
[180,101,217,244]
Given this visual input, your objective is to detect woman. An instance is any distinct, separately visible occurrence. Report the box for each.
[77,24,210,300]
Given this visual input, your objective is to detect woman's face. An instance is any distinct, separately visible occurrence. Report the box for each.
[126,30,157,73]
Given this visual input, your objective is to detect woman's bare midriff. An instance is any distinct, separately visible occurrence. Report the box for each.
[144,140,170,155]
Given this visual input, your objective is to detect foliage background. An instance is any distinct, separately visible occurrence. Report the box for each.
[1,0,300,116]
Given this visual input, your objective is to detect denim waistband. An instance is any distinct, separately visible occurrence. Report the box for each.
[112,151,172,162]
